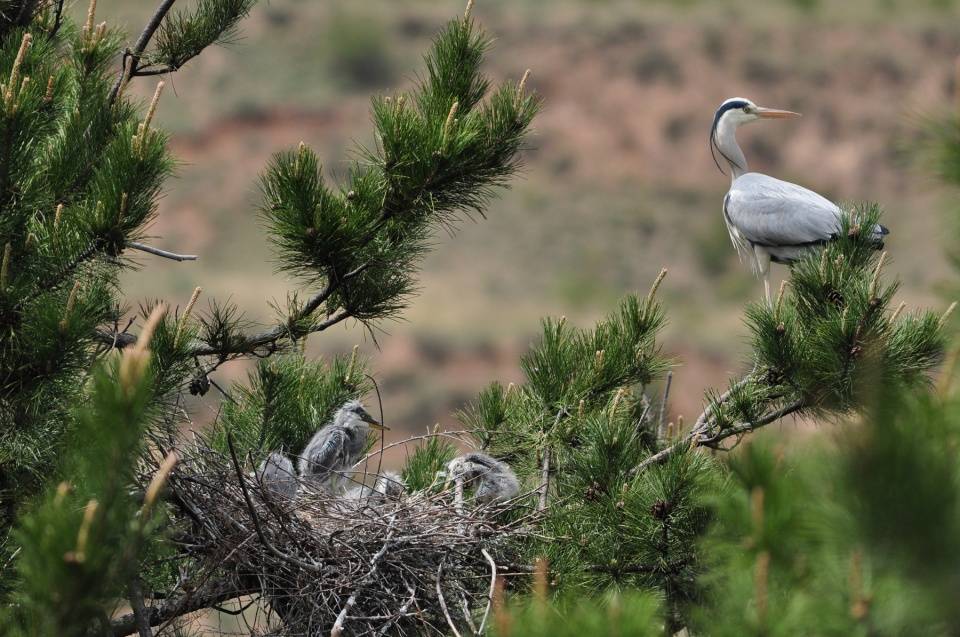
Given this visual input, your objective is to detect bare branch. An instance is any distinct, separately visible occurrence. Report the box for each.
[537,447,550,512]
[477,549,497,635]
[437,562,464,637]
[656,370,673,443]
[331,514,399,637]
[127,241,198,262]
[108,0,178,104]
[127,577,153,637]
[111,579,255,636]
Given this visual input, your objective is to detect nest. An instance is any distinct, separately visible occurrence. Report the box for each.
[151,435,537,636]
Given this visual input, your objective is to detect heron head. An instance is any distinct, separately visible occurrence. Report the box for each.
[710,97,800,173]
[337,399,387,431]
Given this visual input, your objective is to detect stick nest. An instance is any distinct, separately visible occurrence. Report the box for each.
[149,436,537,636]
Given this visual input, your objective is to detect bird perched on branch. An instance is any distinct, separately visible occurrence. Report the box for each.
[446,452,520,505]
[256,452,298,500]
[298,400,387,492]
[710,97,888,304]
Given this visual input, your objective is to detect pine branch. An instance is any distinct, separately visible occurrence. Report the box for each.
[633,398,807,474]
[108,0,178,104]
[110,579,257,636]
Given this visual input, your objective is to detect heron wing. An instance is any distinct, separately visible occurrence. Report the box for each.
[725,173,841,249]
[302,428,347,477]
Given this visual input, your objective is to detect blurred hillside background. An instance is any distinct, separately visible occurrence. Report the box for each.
[85,0,960,439]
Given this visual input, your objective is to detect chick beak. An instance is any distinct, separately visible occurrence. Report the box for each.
[755,107,801,119]
[361,412,387,430]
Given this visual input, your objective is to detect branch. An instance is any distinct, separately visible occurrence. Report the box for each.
[436,562,464,637]
[225,433,322,573]
[331,514,398,637]
[95,260,369,356]
[127,577,153,637]
[633,399,806,474]
[697,400,805,447]
[111,579,256,636]
[127,241,198,262]
[477,549,497,635]
[537,447,550,512]
[51,0,66,36]
[656,370,673,442]
[108,0,178,104]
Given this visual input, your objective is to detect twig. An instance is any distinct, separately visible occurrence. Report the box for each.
[477,549,497,635]
[108,0,178,104]
[127,576,153,637]
[656,371,673,442]
[331,514,399,637]
[460,591,479,635]
[225,433,322,573]
[376,584,417,636]
[698,400,806,447]
[127,241,198,262]
[437,563,464,637]
[634,400,805,473]
[537,447,550,512]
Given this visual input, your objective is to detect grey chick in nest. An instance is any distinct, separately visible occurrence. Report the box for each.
[256,452,298,500]
[446,452,520,505]
[298,400,386,492]
[345,470,406,504]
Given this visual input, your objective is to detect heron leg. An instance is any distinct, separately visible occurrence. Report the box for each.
[754,246,773,306]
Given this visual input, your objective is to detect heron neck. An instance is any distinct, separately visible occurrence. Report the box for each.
[715,119,749,182]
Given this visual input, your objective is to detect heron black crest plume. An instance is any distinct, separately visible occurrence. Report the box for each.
[710,99,751,176]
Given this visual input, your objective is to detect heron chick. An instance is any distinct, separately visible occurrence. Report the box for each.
[298,400,386,491]
[345,471,406,503]
[256,452,298,500]
[710,97,888,304]
[446,452,520,505]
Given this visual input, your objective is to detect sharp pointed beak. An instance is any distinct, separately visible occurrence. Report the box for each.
[357,408,387,429]
[367,417,388,430]
[756,107,801,119]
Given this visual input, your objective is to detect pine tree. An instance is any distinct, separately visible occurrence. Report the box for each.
[0,1,955,635]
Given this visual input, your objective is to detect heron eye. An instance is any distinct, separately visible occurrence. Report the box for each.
[742,106,750,113]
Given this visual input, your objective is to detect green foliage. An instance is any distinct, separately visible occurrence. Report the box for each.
[212,352,371,461]
[696,385,960,635]
[401,432,458,492]
[460,291,668,479]
[151,0,257,73]
[5,353,165,636]
[490,591,663,637]
[0,10,180,547]
[707,206,944,435]
[256,15,539,336]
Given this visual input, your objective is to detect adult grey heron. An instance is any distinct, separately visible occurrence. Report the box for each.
[446,452,520,505]
[298,400,387,491]
[256,451,298,500]
[710,97,888,303]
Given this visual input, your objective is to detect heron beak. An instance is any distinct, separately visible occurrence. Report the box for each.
[756,107,801,119]
[365,416,388,430]
[357,408,388,429]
